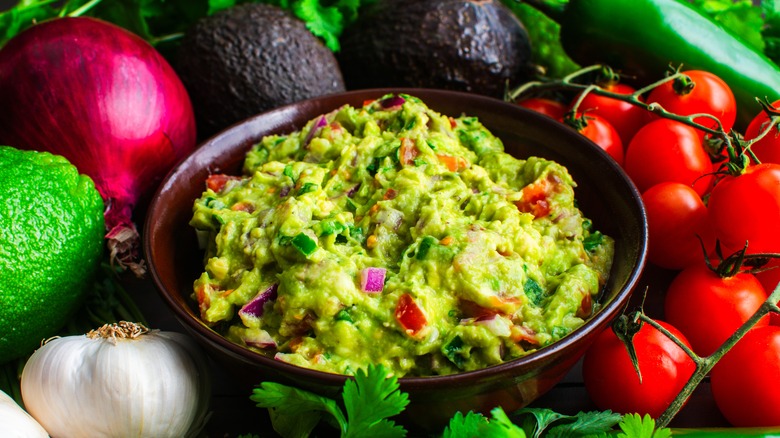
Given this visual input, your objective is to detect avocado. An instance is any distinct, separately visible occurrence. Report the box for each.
[337,0,533,98]
[175,3,346,138]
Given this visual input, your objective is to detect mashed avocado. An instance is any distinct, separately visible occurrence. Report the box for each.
[189,94,614,377]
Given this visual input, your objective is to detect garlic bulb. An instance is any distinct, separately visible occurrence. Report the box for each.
[21,322,211,438]
[0,389,49,437]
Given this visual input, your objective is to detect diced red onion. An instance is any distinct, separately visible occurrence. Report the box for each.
[242,330,277,349]
[303,115,328,146]
[346,183,361,197]
[379,95,406,109]
[238,283,279,319]
[360,267,386,293]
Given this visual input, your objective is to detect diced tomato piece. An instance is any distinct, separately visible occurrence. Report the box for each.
[515,178,552,218]
[395,293,427,336]
[206,174,240,193]
[436,154,468,172]
[383,188,398,200]
[399,138,419,165]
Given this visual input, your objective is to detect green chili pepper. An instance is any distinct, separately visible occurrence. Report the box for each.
[527,0,780,130]
[291,233,317,257]
[501,0,580,78]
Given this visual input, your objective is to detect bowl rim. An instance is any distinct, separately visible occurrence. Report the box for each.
[144,87,648,388]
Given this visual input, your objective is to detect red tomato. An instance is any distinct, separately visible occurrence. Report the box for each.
[744,99,780,165]
[517,97,567,120]
[624,119,714,196]
[711,326,780,427]
[755,259,780,298]
[395,293,427,336]
[664,262,769,357]
[642,182,715,270]
[708,163,780,254]
[574,82,650,146]
[571,113,624,165]
[647,70,737,134]
[582,320,696,418]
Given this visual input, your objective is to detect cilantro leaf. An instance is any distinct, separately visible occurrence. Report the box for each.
[293,0,344,51]
[444,408,527,438]
[442,411,490,438]
[546,410,622,438]
[250,365,407,438]
[484,407,528,437]
[250,381,346,437]
[514,407,569,438]
[616,413,672,438]
[342,364,409,437]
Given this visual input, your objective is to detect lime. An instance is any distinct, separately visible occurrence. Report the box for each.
[0,146,104,363]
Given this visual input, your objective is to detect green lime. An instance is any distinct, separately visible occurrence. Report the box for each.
[0,146,104,363]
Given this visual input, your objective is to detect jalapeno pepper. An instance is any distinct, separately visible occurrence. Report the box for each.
[526,0,780,130]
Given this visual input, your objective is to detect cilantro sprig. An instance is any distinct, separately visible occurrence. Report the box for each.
[246,364,672,438]
[0,0,373,51]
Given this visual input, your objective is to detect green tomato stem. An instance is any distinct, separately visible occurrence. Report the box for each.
[652,282,780,428]
[505,63,780,173]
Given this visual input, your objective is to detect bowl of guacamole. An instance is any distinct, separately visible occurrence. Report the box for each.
[145,89,647,430]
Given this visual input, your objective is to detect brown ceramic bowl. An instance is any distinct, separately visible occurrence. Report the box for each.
[144,89,647,431]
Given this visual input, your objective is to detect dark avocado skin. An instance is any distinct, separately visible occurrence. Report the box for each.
[175,3,346,139]
[338,0,533,98]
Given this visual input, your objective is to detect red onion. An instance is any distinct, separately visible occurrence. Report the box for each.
[360,267,386,293]
[239,284,279,320]
[0,17,196,276]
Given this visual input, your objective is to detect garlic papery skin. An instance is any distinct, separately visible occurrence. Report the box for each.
[0,389,49,437]
[21,322,211,438]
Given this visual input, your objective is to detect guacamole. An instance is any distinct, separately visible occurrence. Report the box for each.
[189,94,614,377]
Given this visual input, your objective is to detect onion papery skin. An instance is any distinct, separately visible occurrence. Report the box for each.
[21,329,211,438]
[0,17,197,273]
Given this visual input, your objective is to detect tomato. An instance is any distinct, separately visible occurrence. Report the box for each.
[664,262,769,357]
[570,113,624,165]
[574,82,650,146]
[755,259,780,298]
[744,99,780,165]
[642,182,715,270]
[711,326,780,427]
[624,119,714,196]
[708,163,780,254]
[582,320,695,418]
[647,70,737,135]
[517,97,567,120]
[395,293,427,336]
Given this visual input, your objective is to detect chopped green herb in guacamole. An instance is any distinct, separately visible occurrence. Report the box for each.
[189,94,614,377]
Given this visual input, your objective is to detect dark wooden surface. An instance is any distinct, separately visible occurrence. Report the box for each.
[128,263,731,438]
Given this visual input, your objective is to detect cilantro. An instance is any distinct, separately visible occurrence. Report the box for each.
[250,364,409,438]
[415,236,436,260]
[0,0,373,52]
[524,277,545,306]
[247,367,675,438]
[690,0,765,52]
[583,231,605,253]
[611,413,672,438]
[297,182,318,195]
[514,407,622,438]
